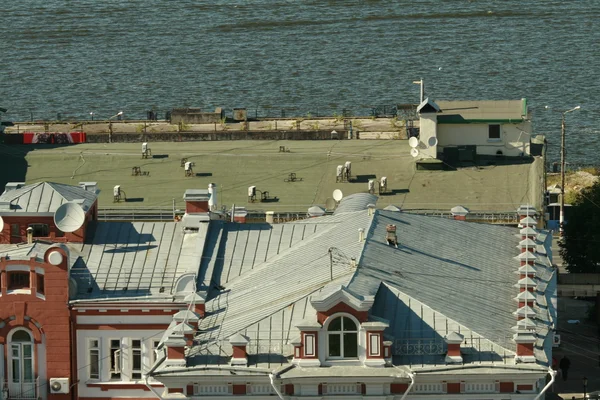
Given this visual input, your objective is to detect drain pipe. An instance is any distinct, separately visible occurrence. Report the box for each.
[533,367,556,400]
[144,352,167,400]
[399,372,416,400]
[269,373,285,400]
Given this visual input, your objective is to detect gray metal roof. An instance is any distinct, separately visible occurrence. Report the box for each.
[68,221,206,300]
[180,208,553,371]
[186,213,371,368]
[0,182,97,214]
[333,193,378,215]
[198,220,325,295]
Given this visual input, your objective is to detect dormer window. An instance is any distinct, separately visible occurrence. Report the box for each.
[327,316,358,358]
[28,223,49,237]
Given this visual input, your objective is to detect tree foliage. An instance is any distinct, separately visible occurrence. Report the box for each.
[559,180,600,273]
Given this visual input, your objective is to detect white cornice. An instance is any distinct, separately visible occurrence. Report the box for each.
[310,286,374,312]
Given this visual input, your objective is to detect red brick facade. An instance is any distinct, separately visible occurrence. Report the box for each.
[0,246,73,400]
[0,201,97,244]
[316,302,368,325]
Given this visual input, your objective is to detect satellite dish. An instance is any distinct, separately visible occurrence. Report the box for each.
[408,137,419,148]
[410,148,419,158]
[428,136,438,147]
[325,198,336,210]
[0,216,4,233]
[54,202,85,233]
[333,189,344,202]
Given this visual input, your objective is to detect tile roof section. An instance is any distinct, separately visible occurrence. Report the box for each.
[0,182,96,214]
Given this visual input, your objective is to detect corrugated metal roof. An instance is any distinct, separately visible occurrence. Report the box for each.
[349,210,553,354]
[333,193,378,215]
[157,209,554,373]
[198,221,324,295]
[0,182,96,214]
[190,212,372,366]
[68,221,205,300]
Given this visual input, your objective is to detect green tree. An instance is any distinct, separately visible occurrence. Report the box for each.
[559,180,600,273]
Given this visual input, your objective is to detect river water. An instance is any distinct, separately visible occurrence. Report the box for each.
[1,0,599,162]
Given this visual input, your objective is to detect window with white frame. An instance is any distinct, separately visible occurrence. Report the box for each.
[89,339,100,380]
[414,383,443,393]
[327,316,358,358]
[194,384,233,395]
[322,383,362,395]
[109,339,121,380]
[247,384,275,395]
[465,382,496,393]
[131,340,142,380]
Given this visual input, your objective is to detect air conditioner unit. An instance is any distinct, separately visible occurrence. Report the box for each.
[49,378,70,394]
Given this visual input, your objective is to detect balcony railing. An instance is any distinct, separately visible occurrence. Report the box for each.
[2,378,38,400]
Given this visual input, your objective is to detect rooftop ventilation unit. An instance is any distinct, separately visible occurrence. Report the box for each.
[78,181,98,194]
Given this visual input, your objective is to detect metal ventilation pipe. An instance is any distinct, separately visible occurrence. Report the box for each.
[358,228,365,242]
[27,227,33,244]
[208,183,217,211]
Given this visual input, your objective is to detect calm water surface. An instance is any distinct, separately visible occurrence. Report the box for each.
[1,0,599,162]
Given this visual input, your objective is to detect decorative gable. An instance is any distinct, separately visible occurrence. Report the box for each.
[311,285,374,324]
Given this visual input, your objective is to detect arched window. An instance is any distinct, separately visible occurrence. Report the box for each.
[327,316,358,358]
[8,329,35,398]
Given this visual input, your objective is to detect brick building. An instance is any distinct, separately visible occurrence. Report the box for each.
[0,182,557,400]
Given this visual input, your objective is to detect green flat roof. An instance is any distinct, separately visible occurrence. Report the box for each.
[1,140,541,212]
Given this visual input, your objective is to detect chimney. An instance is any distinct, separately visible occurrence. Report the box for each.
[184,291,207,318]
[451,205,469,221]
[265,211,274,224]
[518,238,537,253]
[164,334,187,366]
[350,257,357,269]
[173,309,201,328]
[232,207,248,223]
[517,205,537,223]
[27,227,33,244]
[229,333,249,366]
[520,226,538,241]
[184,189,210,214]
[444,332,464,363]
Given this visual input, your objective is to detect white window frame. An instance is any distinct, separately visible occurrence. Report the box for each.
[194,384,233,395]
[109,339,122,380]
[465,382,497,393]
[131,339,142,381]
[414,383,443,393]
[325,314,359,360]
[88,338,101,381]
[368,333,380,356]
[7,328,35,397]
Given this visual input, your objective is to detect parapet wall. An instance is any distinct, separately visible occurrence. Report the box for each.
[86,130,349,143]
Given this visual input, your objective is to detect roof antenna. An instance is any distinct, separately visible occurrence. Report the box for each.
[328,248,333,281]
